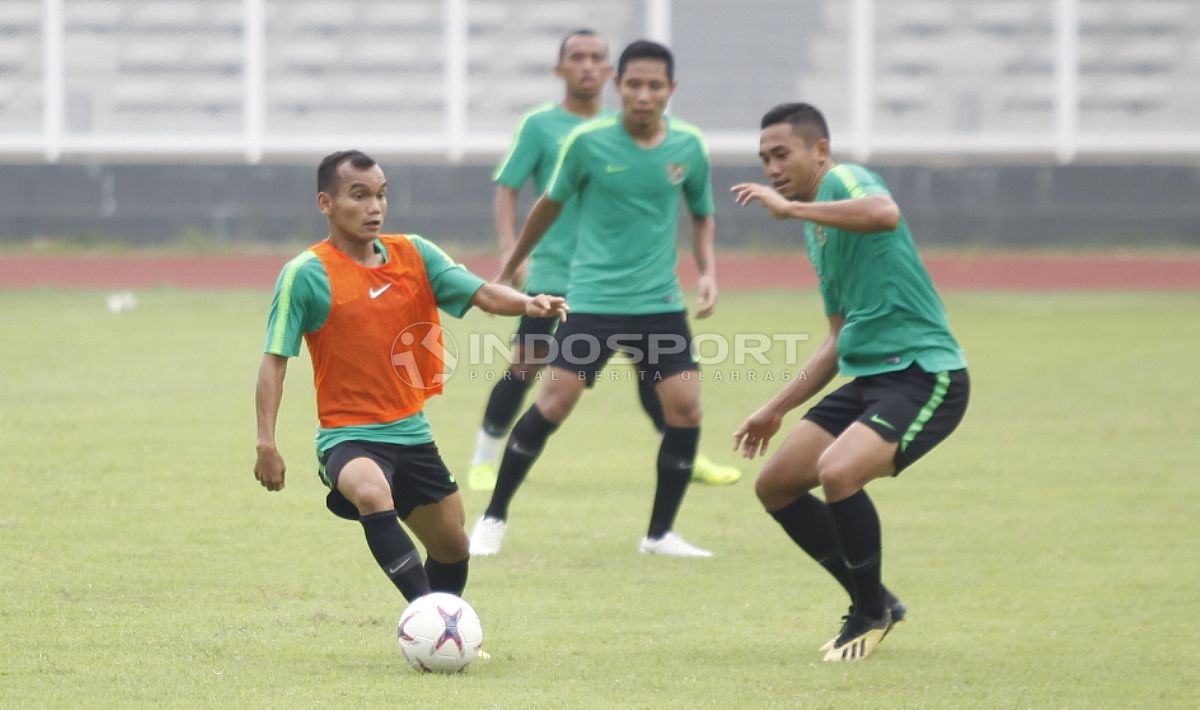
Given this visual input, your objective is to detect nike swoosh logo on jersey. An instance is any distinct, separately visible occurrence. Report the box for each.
[369,284,391,299]
[605,164,629,173]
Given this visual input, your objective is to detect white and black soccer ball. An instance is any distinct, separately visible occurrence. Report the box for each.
[396,592,484,673]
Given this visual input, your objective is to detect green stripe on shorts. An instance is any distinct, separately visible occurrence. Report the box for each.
[900,371,950,452]
[316,443,332,489]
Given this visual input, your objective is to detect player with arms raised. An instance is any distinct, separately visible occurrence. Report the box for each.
[732,103,969,661]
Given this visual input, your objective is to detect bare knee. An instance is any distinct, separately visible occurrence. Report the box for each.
[426,529,469,562]
[535,372,582,422]
[817,461,862,503]
[664,401,702,428]
[537,398,570,422]
[508,360,541,382]
[754,470,784,509]
[755,458,818,511]
[341,479,392,514]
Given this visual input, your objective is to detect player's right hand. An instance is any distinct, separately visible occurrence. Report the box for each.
[254,446,287,491]
[732,406,784,459]
[526,294,569,321]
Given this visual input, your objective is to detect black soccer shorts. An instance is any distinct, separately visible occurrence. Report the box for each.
[546,311,700,388]
[803,364,969,474]
[318,441,459,520]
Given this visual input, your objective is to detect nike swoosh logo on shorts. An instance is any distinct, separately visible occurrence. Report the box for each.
[869,413,896,430]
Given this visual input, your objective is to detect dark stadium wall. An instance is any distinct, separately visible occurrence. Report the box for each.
[0,164,1197,248]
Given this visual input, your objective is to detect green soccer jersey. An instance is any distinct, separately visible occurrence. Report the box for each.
[547,115,714,314]
[806,164,967,377]
[263,235,486,456]
[494,103,615,294]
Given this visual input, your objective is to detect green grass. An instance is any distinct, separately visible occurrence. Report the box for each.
[2,288,1198,708]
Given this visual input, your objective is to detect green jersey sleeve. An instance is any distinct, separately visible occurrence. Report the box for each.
[408,234,487,318]
[682,135,715,217]
[493,104,553,190]
[263,252,331,357]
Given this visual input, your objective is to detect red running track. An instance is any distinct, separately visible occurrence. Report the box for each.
[1,252,1199,290]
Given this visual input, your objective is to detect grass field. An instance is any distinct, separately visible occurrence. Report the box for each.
[2,288,1198,708]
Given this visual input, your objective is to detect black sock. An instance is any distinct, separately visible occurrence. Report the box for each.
[360,511,430,602]
[648,426,699,538]
[425,557,469,596]
[827,490,885,618]
[768,494,855,600]
[484,406,559,520]
[482,371,534,437]
[635,372,667,433]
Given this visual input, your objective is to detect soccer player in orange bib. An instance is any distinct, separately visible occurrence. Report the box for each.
[254,150,567,602]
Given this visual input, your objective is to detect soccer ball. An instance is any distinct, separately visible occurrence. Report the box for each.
[396,592,484,673]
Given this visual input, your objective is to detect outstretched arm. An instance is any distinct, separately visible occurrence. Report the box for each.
[492,184,528,287]
[471,283,569,321]
[691,213,718,319]
[732,315,844,459]
[731,183,900,233]
[254,353,289,491]
[498,195,563,284]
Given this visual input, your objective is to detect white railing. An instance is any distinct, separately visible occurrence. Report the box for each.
[1,0,1197,164]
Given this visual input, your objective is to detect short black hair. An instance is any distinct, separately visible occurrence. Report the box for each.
[617,40,674,81]
[760,103,830,145]
[558,28,603,61]
[317,149,376,194]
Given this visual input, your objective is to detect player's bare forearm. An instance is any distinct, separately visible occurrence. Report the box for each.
[472,283,569,320]
[501,195,563,282]
[254,353,289,491]
[764,317,843,415]
[734,328,838,459]
[788,195,900,233]
[732,183,900,232]
[691,214,718,318]
[765,336,838,414]
[492,185,521,252]
[691,214,716,277]
[255,353,288,449]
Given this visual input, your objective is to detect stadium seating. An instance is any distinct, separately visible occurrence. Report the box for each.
[0,0,40,132]
[4,0,1196,144]
[801,0,1199,134]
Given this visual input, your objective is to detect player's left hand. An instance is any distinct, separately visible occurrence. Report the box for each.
[695,273,717,319]
[526,294,569,321]
[731,183,794,220]
[732,405,784,459]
